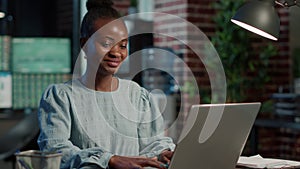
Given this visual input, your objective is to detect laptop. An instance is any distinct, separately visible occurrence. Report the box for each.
[168,102,261,169]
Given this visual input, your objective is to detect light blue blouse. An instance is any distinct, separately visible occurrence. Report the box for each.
[37,78,175,169]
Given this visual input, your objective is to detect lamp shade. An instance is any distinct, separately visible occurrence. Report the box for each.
[231,0,280,41]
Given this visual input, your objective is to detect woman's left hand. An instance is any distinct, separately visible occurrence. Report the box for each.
[158,150,174,165]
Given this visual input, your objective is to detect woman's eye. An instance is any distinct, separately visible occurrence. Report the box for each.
[101,41,113,48]
[120,44,127,49]
[120,43,127,49]
[102,44,110,48]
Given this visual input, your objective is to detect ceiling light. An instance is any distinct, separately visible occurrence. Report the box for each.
[0,11,5,18]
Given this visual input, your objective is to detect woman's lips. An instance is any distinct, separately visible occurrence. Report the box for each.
[106,60,120,67]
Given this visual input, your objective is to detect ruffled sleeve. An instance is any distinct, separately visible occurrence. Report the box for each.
[37,84,113,169]
[137,87,176,157]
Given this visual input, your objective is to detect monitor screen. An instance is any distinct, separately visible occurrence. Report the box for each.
[12,37,71,73]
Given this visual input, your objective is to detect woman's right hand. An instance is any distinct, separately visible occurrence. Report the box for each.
[108,155,168,169]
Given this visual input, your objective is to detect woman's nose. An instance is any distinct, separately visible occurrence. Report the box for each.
[109,45,122,57]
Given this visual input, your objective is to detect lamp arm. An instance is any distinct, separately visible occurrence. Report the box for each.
[275,0,300,7]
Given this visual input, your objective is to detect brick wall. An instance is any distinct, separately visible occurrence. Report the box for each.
[153,0,291,142]
[245,6,291,101]
[267,7,291,92]
[153,0,216,140]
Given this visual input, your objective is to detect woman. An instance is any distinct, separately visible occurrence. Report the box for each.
[37,0,175,168]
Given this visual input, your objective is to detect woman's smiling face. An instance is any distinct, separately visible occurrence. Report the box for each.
[82,18,128,76]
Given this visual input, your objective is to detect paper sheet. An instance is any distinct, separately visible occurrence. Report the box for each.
[237,154,300,168]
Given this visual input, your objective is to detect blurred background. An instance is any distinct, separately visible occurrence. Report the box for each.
[0,0,300,168]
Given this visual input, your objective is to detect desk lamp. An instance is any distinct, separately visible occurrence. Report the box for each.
[231,0,300,41]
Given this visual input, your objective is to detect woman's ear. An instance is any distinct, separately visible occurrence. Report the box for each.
[80,38,88,48]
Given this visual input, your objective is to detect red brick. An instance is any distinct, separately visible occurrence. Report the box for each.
[153,0,292,138]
